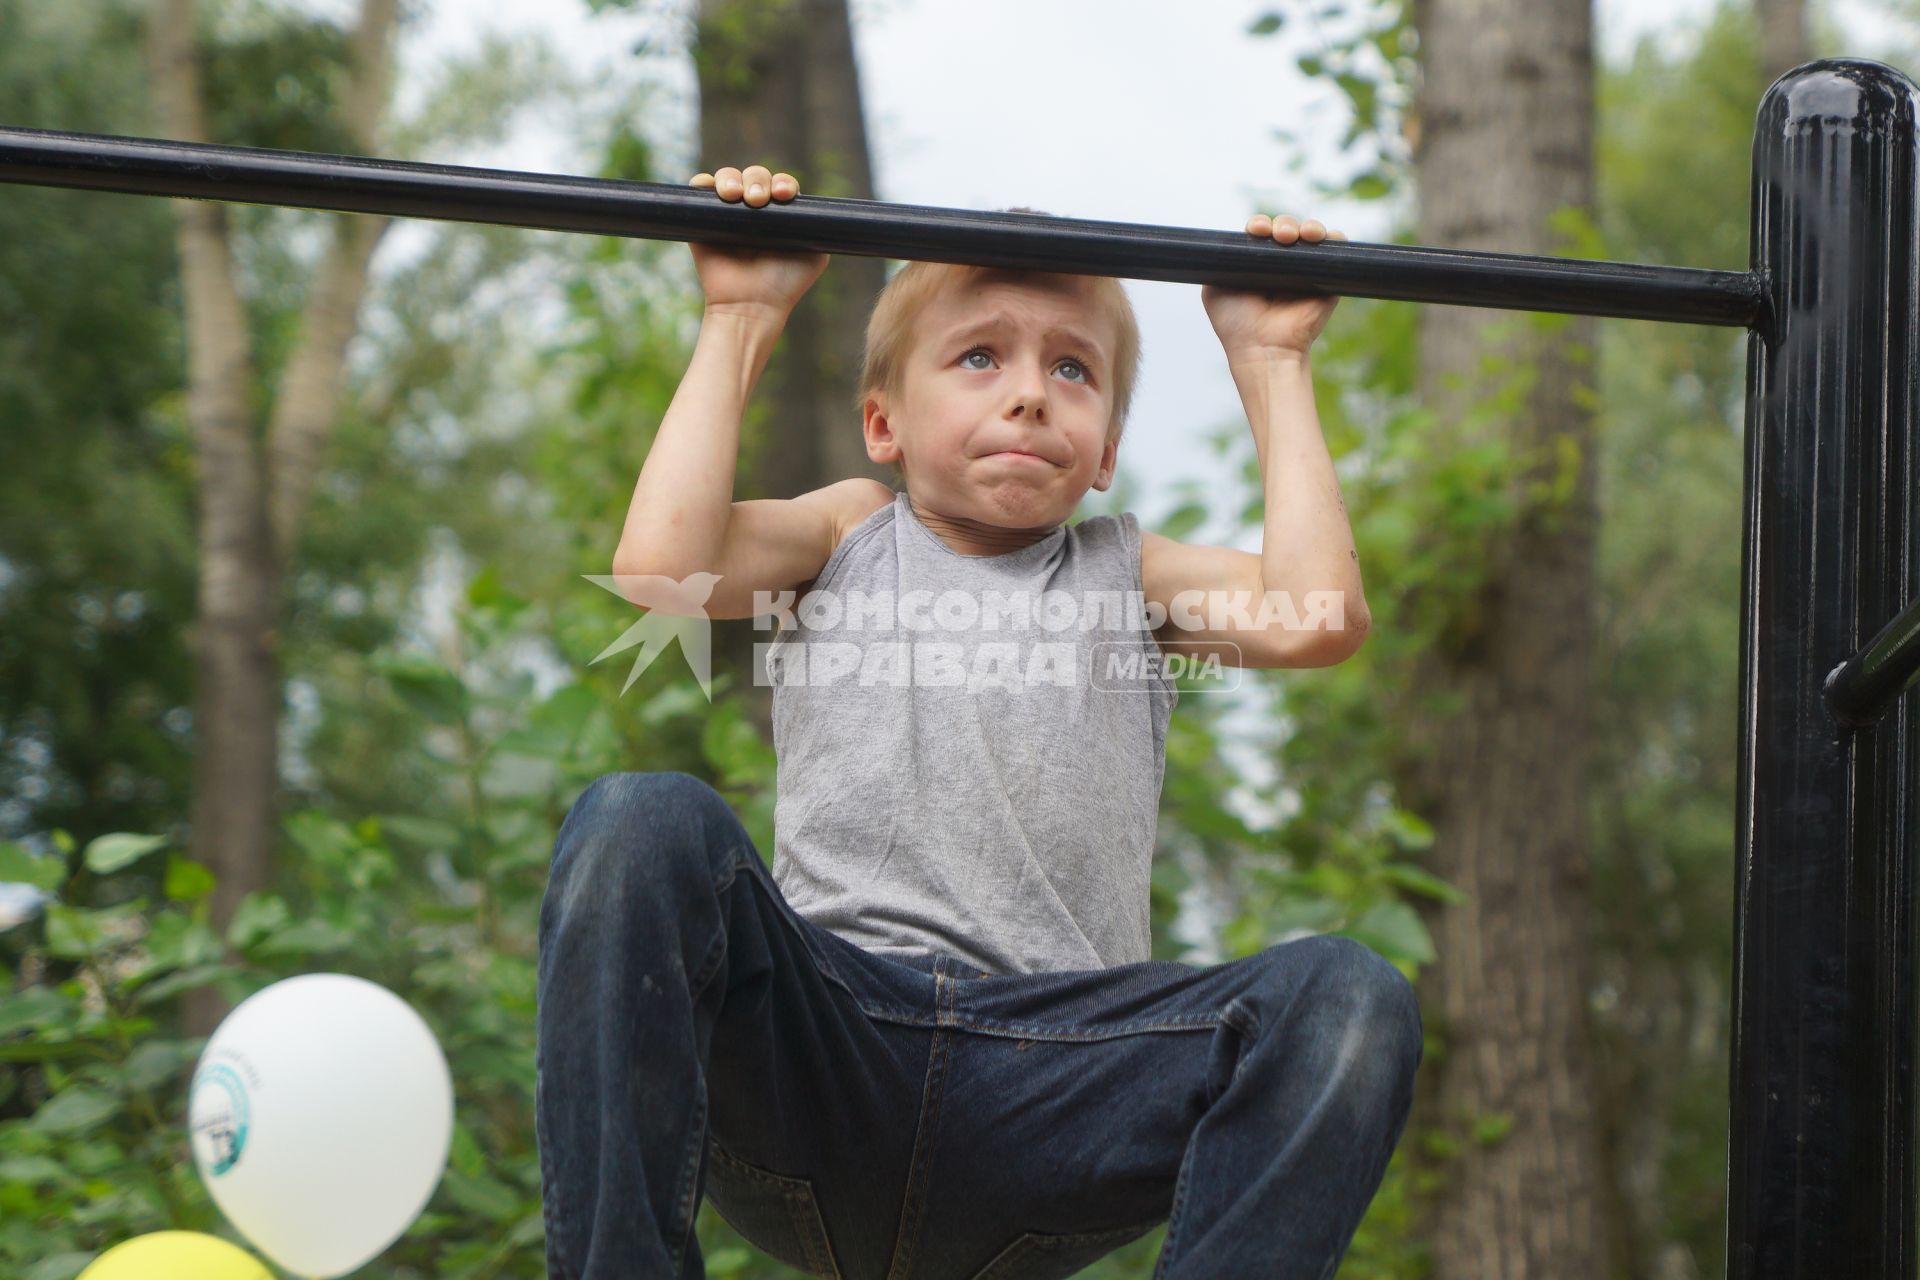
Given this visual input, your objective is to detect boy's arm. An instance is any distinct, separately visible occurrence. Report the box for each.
[613,162,889,622]
[611,308,886,620]
[1143,213,1369,671]
[1142,351,1368,670]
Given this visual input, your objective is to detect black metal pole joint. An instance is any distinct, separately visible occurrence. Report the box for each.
[1826,596,1920,728]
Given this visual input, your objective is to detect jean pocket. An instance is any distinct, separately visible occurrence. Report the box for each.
[967,1219,1160,1280]
[704,1138,842,1278]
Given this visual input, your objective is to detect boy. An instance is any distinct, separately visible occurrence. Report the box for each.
[536,162,1422,1280]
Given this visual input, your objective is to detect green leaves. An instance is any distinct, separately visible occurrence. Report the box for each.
[0,843,65,893]
[1157,499,1209,542]
[29,1088,119,1137]
[285,810,395,893]
[120,1040,202,1093]
[494,683,601,758]
[1339,899,1435,969]
[1248,0,1418,195]
[44,905,107,960]
[82,834,166,876]
[23,1252,94,1280]
[162,856,215,902]
[134,911,224,977]
[701,699,775,790]
[1349,170,1395,201]
[1473,1111,1517,1145]
[248,917,357,960]
[440,1167,525,1220]
[378,814,465,854]
[0,1155,70,1187]
[1379,861,1463,904]
[226,893,292,953]
[375,653,471,727]
[0,989,75,1038]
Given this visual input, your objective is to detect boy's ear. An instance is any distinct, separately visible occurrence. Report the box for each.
[1089,435,1119,492]
[862,393,904,467]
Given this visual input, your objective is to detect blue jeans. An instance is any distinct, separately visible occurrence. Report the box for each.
[535,772,1422,1280]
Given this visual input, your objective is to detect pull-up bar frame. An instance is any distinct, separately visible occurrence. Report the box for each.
[0,123,1763,327]
[1,56,1917,1280]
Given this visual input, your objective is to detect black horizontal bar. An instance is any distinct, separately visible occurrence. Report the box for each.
[0,125,1764,327]
[1827,594,1920,727]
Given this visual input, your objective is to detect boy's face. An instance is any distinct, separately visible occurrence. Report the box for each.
[863,274,1120,527]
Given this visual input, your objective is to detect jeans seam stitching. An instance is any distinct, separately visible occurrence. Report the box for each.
[1152,1013,1233,1277]
[671,853,743,1278]
[536,1076,571,1279]
[796,1187,841,1277]
[667,1088,707,1278]
[971,1221,1160,1280]
[675,852,756,1274]
[943,1016,1219,1036]
[886,974,955,1279]
[710,1141,841,1277]
[969,1233,1036,1279]
[1153,1109,1196,1275]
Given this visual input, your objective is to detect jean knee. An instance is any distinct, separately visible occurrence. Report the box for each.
[1312,935,1424,1074]
[546,771,736,918]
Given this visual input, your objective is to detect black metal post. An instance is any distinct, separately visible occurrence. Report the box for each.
[0,124,1761,326]
[1732,59,1920,1279]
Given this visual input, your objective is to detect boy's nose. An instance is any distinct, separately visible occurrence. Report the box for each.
[1007,371,1049,420]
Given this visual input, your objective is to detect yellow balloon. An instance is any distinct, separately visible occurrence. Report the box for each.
[78,1231,273,1280]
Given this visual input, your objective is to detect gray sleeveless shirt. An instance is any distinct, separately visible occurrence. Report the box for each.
[760,489,1179,976]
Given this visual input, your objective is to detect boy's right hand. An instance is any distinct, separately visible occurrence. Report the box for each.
[688,164,830,323]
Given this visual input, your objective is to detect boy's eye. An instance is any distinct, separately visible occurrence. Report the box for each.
[958,347,1094,385]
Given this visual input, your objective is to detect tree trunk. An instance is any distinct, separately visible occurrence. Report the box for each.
[147,0,398,1036]
[1755,0,1811,86]
[266,0,399,566]
[1399,0,1617,1274]
[693,0,889,735]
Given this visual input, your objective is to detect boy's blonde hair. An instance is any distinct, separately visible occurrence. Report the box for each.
[854,250,1142,486]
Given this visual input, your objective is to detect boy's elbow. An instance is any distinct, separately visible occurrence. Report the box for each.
[1327,591,1371,660]
[1287,610,1370,668]
[611,532,640,569]
[1339,610,1372,659]
[613,540,686,581]
[608,549,687,611]
[610,549,648,592]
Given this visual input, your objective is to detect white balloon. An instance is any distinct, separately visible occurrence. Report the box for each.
[187,974,454,1279]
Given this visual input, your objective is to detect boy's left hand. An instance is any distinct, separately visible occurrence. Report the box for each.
[1202,214,1347,360]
